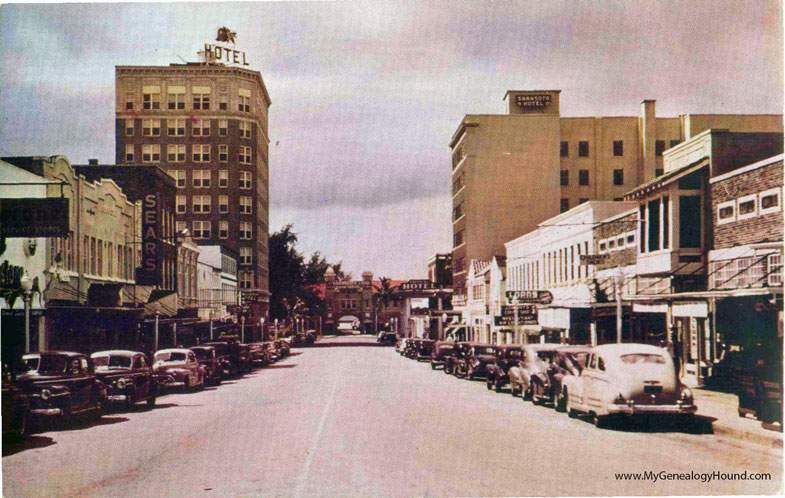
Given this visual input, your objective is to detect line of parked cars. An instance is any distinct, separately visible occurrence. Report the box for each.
[397,337,699,429]
[1,335,303,440]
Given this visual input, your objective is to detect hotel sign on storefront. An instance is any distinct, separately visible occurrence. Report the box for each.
[0,198,69,238]
[399,279,435,291]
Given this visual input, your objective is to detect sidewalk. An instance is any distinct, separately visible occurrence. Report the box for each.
[693,387,783,449]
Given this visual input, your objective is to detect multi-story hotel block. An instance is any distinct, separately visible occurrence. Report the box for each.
[115,62,271,316]
[449,89,782,300]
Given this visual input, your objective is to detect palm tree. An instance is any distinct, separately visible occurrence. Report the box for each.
[372,277,396,333]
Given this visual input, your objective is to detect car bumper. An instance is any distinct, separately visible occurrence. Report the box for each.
[154,375,185,388]
[107,394,130,403]
[606,403,698,415]
[30,408,63,416]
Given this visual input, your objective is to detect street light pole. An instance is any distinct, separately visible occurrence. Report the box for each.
[154,311,160,351]
[241,315,246,343]
[20,272,33,354]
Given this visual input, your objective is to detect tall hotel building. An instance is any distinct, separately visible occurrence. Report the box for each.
[450,90,782,300]
[115,62,271,313]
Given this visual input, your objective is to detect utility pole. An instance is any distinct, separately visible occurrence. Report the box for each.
[614,274,623,344]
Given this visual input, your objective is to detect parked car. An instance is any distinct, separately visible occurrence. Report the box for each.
[444,342,471,375]
[294,333,308,346]
[153,349,205,392]
[263,341,282,362]
[561,343,697,428]
[378,331,397,346]
[485,345,524,392]
[430,341,455,370]
[545,346,592,410]
[275,339,291,358]
[508,344,560,400]
[190,346,223,385]
[734,342,783,425]
[16,351,105,426]
[305,330,317,345]
[454,344,499,379]
[403,338,421,359]
[414,339,435,361]
[204,340,247,377]
[396,338,410,355]
[247,343,271,367]
[2,365,30,439]
[91,350,157,410]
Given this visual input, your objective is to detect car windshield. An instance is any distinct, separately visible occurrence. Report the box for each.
[20,355,68,374]
[155,352,187,362]
[93,355,132,368]
[192,349,212,360]
[620,353,666,365]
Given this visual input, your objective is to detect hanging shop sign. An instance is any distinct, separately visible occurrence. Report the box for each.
[135,193,161,286]
[399,279,435,291]
[505,290,553,305]
[495,304,538,326]
[0,198,69,238]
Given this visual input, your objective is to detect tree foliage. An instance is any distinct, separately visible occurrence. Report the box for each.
[269,224,342,322]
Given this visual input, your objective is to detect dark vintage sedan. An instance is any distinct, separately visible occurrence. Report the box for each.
[544,346,592,410]
[444,342,473,375]
[455,344,499,380]
[91,350,157,410]
[430,341,455,370]
[262,341,282,362]
[734,342,783,425]
[204,341,246,377]
[247,342,271,367]
[275,339,291,359]
[403,338,421,359]
[190,346,223,385]
[2,366,30,439]
[485,345,524,392]
[17,351,105,426]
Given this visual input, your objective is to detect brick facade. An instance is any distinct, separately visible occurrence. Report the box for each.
[594,211,638,271]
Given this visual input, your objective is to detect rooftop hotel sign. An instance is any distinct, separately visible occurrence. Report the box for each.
[202,27,249,66]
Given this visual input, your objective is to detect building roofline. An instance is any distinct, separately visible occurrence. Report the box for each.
[710,153,784,184]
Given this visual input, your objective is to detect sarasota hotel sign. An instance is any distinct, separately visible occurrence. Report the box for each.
[202,27,250,66]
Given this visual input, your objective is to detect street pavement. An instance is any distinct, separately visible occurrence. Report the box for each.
[3,335,782,497]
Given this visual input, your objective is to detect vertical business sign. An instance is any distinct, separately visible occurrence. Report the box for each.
[136,193,161,285]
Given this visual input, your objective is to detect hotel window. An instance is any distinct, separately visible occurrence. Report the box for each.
[737,194,757,220]
[125,144,134,162]
[240,196,252,214]
[142,119,161,136]
[579,170,589,186]
[240,271,253,289]
[717,200,736,225]
[193,195,211,213]
[613,169,624,185]
[219,195,229,213]
[168,119,185,136]
[125,119,134,136]
[579,198,589,204]
[560,141,568,158]
[453,229,464,248]
[125,99,134,110]
[142,144,160,163]
[560,198,569,213]
[219,119,228,136]
[219,95,228,111]
[239,171,252,189]
[219,221,228,239]
[239,89,251,112]
[655,168,664,177]
[240,222,252,240]
[240,247,252,265]
[167,145,185,163]
[655,140,666,156]
[219,170,229,188]
[176,196,186,214]
[193,170,211,188]
[176,221,187,234]
[193,144,210,162]
[239,121,252,139]
[239,146,252,164]
[613,141,623,156]
[760,188,781,215]
[169,170,185,188]
[578,141,589,157]
[560,170,569,186]
[167,86,186,110]
[142,86,160,110]
[670,140,680,148]
[193,221,211,239]
[219,144,229,162]
[193,118,210,137]
[192,86,211,110]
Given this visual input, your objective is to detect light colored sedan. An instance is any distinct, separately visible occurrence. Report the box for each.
[153,349,205,392]
[508,344,560,400]
[562,343,697,428]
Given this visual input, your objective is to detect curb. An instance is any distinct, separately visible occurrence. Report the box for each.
[710,421,783,449]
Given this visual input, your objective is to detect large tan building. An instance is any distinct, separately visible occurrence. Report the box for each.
[449,89,782,299]
[115,61,271,315]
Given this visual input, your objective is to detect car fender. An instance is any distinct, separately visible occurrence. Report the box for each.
[562,375,585,410]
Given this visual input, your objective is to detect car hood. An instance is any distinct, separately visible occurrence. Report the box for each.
[154,361,189,370]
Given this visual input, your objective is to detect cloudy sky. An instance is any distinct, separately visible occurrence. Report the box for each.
[1,1,782,279]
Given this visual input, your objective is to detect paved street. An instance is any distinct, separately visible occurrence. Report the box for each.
[3,335,782,497]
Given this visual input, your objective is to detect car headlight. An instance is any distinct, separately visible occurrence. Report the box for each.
[117,379,127,389]
[680,386,693,403]
[41,388,52,400]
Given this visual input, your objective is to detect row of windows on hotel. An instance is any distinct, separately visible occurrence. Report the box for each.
[174,220,254,242]
[175,194,257,215]
[560,169,628,187]
[559,139,681,158]
[124,119,256,139]
[167,169,253,189]
[126,86,253,114]
[126,144,254,164]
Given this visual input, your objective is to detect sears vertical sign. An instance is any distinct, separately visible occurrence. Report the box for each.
[135,193,161,285]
